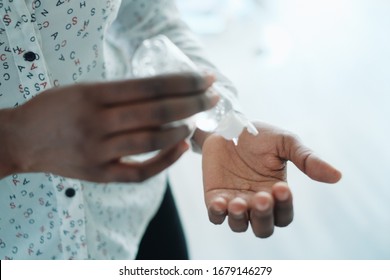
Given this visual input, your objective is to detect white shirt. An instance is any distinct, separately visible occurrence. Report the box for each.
[0,0,236,259]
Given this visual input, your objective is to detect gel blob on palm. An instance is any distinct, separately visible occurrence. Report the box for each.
[131,35,258,146]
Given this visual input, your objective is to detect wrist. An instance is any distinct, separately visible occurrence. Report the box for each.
[0,109,22,178]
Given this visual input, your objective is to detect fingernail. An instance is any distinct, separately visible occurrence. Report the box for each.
[256,198,270,211]
[210,197,227,215]
[276,189,289,201]
[213,209,225,216]
[203,73,216,85]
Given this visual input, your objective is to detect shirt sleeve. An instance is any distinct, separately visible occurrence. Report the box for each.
[107,0,239,104]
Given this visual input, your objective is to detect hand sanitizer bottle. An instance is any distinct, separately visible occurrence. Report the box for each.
[131,35,258,146]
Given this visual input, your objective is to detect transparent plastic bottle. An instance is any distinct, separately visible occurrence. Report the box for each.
[131,35,258,146]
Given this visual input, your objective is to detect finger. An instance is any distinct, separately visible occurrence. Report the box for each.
[249,192,274,238]
[102,141,189,182]
[101,90,219,133]
[207,197,228,225]
[95,72,215,105]
[272,182,294,227]
[282,134,342,183]
[227,197,249,232]
[102,125,191,160]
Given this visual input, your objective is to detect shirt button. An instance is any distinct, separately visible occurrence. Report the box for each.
[23,51,37,62]
[65,188,76,198]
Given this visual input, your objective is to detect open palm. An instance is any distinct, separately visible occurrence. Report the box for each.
[202,121,341,237]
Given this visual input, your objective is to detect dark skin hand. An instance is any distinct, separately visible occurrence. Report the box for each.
[0,72,217,182]
[202,121,342,237]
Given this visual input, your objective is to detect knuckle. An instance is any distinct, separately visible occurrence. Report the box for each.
[282,131,301,147]
[281,131,295,145]
[279,131,298,157]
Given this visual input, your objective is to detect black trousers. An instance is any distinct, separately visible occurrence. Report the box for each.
[136,184,189,260]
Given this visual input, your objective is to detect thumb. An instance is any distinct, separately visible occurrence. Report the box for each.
[283,135,342,183]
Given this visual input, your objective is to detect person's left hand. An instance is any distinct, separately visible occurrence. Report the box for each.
[202,121,342,238]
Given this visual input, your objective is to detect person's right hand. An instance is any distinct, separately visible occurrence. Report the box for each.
[1,73,217,182]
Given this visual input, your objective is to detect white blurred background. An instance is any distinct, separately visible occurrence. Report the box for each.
[169,0,390,259]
